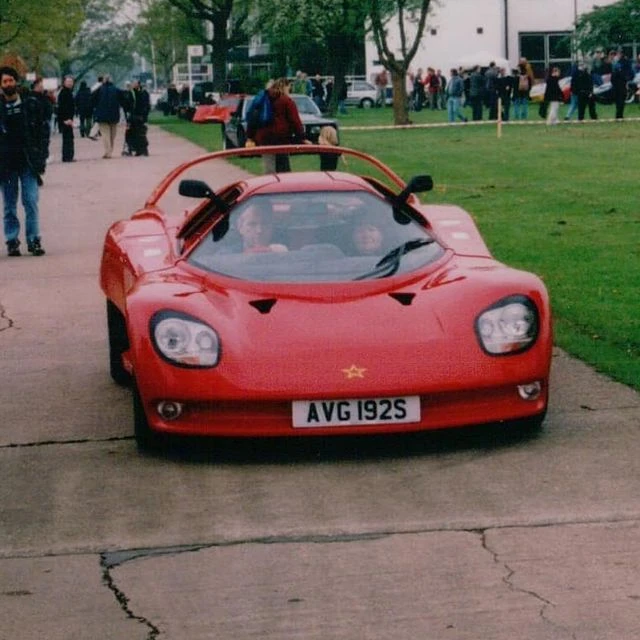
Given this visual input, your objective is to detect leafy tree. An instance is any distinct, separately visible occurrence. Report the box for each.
[133,0,206,87]
[1,0,138,82]
[59,0,136,82]
[369,0,433,124]
[575,0,640,54]
[253,0,370,115]
[0,0,84,75]
[164,0,252,91]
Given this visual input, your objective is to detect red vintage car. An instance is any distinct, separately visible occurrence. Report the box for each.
[100,146,552,451]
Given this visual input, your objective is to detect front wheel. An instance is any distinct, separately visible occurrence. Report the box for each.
[106,300,131,387]
[221,125,233,149]
[133,379,166,452]
[360,98,374,109]
[237,126,247,148]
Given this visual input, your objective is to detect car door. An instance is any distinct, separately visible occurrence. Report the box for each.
[223,96,249,148]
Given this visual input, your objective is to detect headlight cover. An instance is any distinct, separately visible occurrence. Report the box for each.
[475,295,539,355]
[150,310,220,368]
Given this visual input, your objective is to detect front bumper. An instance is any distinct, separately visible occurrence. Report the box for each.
[139,381,549,438]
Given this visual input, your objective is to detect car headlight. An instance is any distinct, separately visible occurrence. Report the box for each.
[150,310,220,367]
[475,295,539,355]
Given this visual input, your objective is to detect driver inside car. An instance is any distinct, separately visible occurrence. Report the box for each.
[236,204,288,254]
[351,220,384,255]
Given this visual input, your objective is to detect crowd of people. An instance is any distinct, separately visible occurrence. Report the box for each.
[264,49,639,127]
[0,65,152,258]
[411,49,639,125]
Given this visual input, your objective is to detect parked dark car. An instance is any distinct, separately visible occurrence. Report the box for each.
[221,93,339,149]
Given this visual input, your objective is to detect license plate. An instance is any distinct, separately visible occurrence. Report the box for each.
[292,396,420,428]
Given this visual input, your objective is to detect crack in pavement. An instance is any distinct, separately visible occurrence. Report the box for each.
[480,531,578,640]
[0,435,133,449]
[99,536,388,640]
[100,552,161,640]
[6,521,638,638]
[0,303,15,332]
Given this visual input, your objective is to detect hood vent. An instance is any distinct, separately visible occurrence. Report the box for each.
[249,298,277,314]
[388,292,415,306]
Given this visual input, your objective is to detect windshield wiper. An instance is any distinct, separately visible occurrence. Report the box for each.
[353,238,435,280]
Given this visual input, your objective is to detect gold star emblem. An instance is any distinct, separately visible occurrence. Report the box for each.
[342,364,366,379]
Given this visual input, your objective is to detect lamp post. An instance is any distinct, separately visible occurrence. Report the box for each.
[572,0,579,61]
[503,0,509,60]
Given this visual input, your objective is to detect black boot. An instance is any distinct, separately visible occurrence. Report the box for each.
[6,239,21,257]
[27,238,45,256]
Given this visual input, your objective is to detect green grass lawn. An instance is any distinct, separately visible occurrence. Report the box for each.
[151,100,640,391]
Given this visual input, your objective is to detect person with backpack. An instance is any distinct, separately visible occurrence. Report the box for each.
[246,78,307,174]
[513,63,531,120]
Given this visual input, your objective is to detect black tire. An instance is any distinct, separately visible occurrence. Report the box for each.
[517,410,546,434]
[505,409,547,439]
[220,124,230,149]
[132,379,166,452]
[106,300,131,387]
[360,98,374,109]
[237,126,246,148]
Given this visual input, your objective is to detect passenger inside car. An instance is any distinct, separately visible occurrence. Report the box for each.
[236,203,288,253]
[351,220,384,255]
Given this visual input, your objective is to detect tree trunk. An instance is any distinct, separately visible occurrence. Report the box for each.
[391,70,410,125]
[326,37,351,117]
[209,14,229,92]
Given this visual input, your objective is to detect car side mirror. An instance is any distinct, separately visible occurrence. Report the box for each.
[178,179,230,213]
[396,175,433,203]
[179,179,215,199]
[393,175,433,225]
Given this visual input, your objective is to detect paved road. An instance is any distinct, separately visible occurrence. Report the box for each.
[1,126,640,639]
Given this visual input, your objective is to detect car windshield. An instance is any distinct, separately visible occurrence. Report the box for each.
[218,96,241,109]
[291,95,321,115]
[187,191,445,283]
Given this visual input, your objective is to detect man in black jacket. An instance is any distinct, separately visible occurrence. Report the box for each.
[57,75,75,162]
[573,63,598,121]
[124,80,150,156]
[0,66,46,256]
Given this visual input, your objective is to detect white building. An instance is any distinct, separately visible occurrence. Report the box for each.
[365,0,624,79]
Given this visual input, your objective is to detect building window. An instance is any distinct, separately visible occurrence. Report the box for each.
[477,27,483,34]
[519,31,572,78]
[430,29,437,36]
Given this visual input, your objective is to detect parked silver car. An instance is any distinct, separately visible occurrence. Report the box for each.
[345,80,378,108]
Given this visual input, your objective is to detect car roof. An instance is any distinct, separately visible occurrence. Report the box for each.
[241,171,380,198]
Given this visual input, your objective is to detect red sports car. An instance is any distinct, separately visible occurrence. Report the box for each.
[191,94,246,124]
[100,146,552,450]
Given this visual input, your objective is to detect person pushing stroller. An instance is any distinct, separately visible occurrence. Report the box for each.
[122,79,150,156]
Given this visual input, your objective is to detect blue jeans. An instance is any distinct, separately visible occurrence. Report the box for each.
[565,94,578,120]
[513,97,529,120]
[2,167,40,244]
[447,96,466,122]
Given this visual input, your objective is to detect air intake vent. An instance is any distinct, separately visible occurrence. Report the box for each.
[388,292,415,306]
[249,298,277,314]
